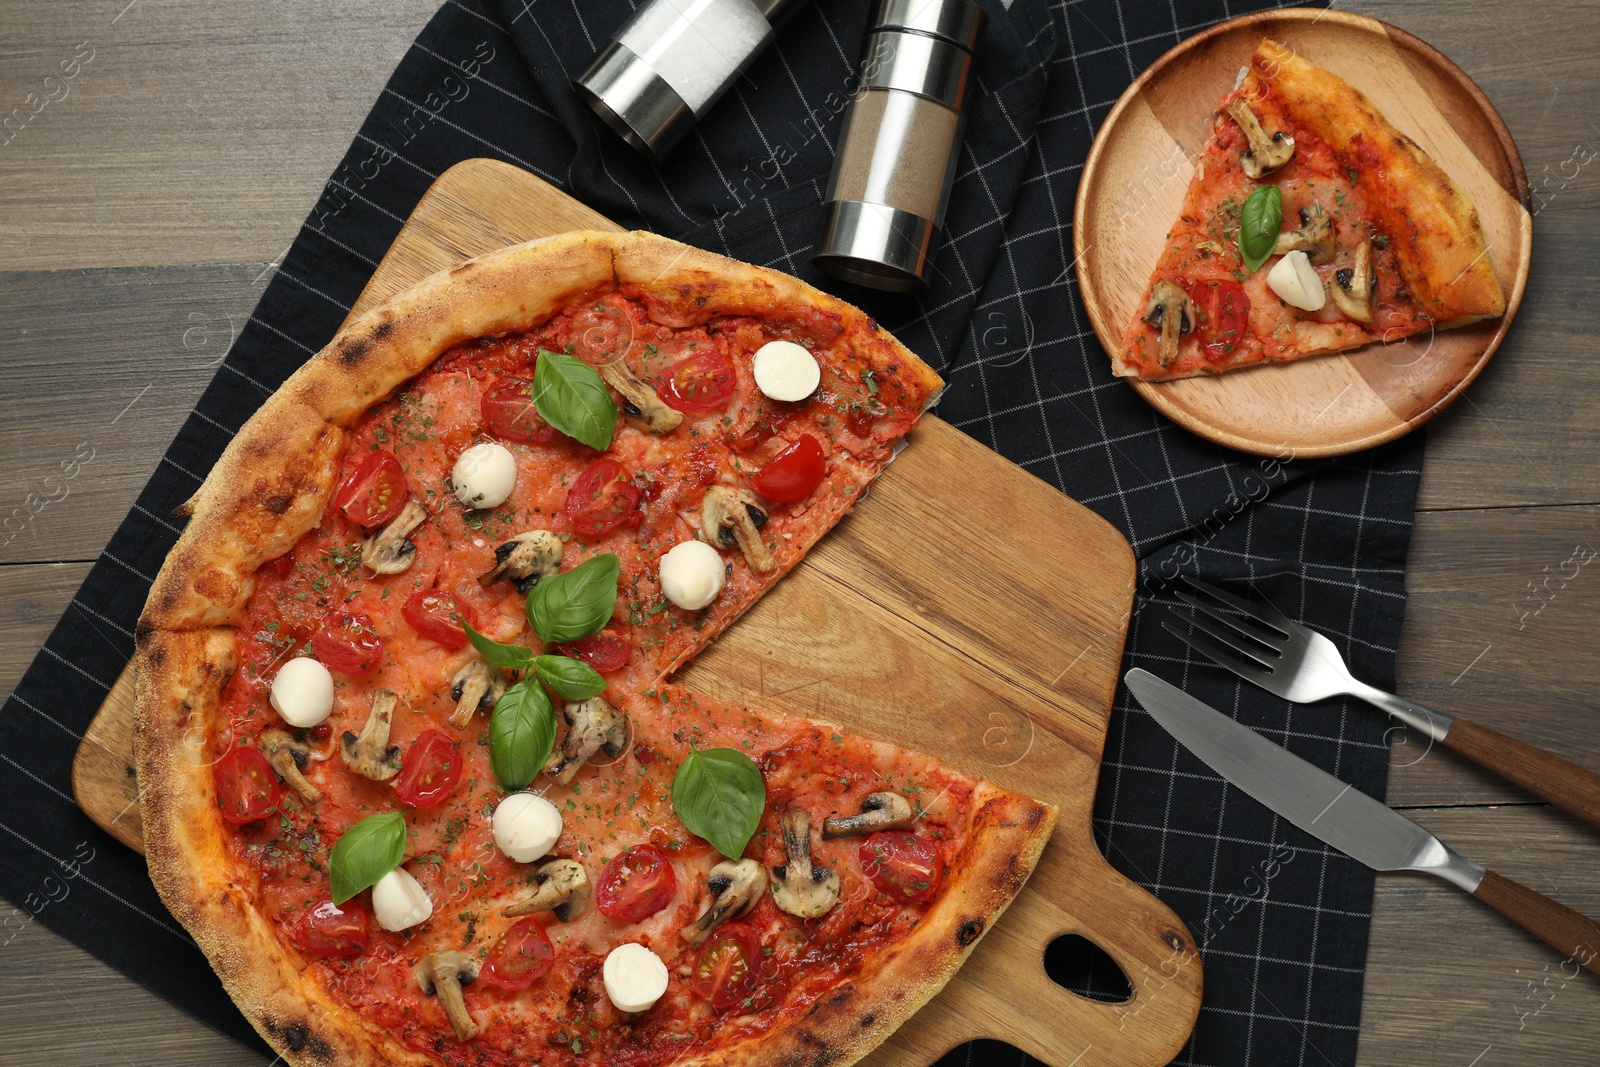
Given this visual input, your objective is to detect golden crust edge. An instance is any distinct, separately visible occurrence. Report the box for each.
[1251,38,1506,323]
[141,229,620,633]
[134,628,435,1067]
[669,783,1058,1067]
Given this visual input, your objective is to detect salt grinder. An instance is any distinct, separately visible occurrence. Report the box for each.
[815,0,986,292]
[575,0,809,162]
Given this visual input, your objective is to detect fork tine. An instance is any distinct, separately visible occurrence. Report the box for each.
[1167,607,1282,670]
[1162,620,1277,682]
[1180,576,1297,635]
[1173,589,1289,651]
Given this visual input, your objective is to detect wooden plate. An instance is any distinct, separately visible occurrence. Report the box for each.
[1073,7,1532,458]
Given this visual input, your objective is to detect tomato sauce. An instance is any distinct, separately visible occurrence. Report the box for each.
[210,293,960,1064]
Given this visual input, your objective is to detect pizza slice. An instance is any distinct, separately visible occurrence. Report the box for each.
[1113,37,1506,381]
[134,230,1051,1067]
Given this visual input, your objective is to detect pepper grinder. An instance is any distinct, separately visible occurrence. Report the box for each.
[815,0,986,292]
[576,0,810,162]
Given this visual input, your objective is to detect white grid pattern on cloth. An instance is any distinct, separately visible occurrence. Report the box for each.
[0,2,1422,1065]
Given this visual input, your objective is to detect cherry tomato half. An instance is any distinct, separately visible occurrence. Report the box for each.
[750,434,825,503]
[214,747,281,825]
[392,730,463,809]
[310,612,385,677]
[595,843,677,922]
[482,376,558,444]
[292,899,370,958]
[401,590,478,650]
[552,628,631,673]
[335,450,409,529]
[480,917,556,990]
[1191,279,1251,360]
[564,458,642,542]
[660,351,737,414]
[859,830,943,903]
[690,924,765,1013]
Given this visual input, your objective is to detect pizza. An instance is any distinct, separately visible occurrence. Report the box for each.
[1113,37,1507,381]
[132,230,1057,1067]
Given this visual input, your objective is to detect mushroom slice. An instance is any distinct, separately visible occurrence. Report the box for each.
[477,529,563,593]
[822,792,915,840]
[598,358,683,435]
[340,689,402,782]
[680,859,767,946]
[504,858,590,921]
[448,657,505,729]
[362,500,427,575]
[258,729,322,805]
[701,485,775,575]
[1224,98,1295,178]
[1142,280,1197,369]
[416,950,481,1042]
[544,697,628,786]
[1330,238,1376,324]
[769,810,839,918]
[1273,201,1335,265]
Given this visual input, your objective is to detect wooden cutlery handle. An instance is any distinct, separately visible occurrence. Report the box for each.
[1444,717,1600,830]
[1474,870,1600,977]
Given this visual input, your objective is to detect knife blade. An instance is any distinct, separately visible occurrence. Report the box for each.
[1125,668,1600,975]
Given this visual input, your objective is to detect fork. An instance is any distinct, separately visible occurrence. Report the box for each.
[1164,576,1600,832]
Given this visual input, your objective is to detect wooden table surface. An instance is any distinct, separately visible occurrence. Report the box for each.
[2,1,1596,1064]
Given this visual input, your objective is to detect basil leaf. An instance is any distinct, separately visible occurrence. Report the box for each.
[329,811,406,905]
[534,654,607,701]
[1238,184,1283,273]
[671,747,767,861]
[462,621,536,671]
[533,349,617,451]
[527,553,619,644]
[489,680,557,791]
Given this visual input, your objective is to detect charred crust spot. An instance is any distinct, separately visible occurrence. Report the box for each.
[134,618,157,644]
[147,647,167,669]
[371,319,394,340]
[1025,804,1045,827]
[957,918,984,946]
[859,1013,875,1027]
[263,494,293,515]
[338,337,371,367]
[262,1017,329,1061]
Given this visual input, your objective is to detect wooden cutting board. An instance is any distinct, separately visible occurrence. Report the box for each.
[71,158,1202,1067]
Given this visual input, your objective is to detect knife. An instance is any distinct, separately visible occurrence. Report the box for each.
[1125,668,1600,977]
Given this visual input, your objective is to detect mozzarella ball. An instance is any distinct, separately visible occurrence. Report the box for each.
[452,442,518,509]
[659,540,727,611]
[492,792,563,863]
[603,942,669,1013]
[371,866,433,932]
[752,340,820,403]
[1266,250,1326,312]
[269,657,335,728]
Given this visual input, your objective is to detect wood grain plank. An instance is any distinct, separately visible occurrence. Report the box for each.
[0,907,265,1067]
[0,266,269,564]
[0,563,93,695]
[0,0,439,272]
[1357,805,1600,1066]
[1389,504,1600,809]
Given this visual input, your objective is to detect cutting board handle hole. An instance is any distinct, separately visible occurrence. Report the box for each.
[1044,934,1132,1004]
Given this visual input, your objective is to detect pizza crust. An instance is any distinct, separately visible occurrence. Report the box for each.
[1250,38,1506,326]
[136,230,1050,1067]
